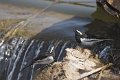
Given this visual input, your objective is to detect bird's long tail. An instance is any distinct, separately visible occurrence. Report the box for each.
[20,60,35,72]
[100,39,113,41]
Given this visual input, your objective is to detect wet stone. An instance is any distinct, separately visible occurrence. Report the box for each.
[33,48,120,80]
[108,0,120,11]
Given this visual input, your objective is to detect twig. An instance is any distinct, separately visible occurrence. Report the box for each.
[97,62,112,80]
[97,70,103,80]
[79,63,113,79]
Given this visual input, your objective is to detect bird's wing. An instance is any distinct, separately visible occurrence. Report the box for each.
[35,56,54,64]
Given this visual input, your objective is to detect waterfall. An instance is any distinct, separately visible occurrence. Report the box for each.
[0,37,77,80]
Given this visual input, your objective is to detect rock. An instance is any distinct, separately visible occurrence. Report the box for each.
[97,0,120,18]
[108,0,120,11]
[33,48,120,80]
[33,48,100,80]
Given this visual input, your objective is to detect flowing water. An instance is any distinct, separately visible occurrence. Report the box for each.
[0,0,120,80]
[0,0,96,17]
[0,38,78,80]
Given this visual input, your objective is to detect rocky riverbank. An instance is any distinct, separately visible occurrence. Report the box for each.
[0,2,120,80]
[33,48,120,80]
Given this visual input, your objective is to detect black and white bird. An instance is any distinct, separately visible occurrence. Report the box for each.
[74,29,112,46]
[21,46,54,71]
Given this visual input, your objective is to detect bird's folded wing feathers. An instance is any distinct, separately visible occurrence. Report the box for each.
[35,56,54,64]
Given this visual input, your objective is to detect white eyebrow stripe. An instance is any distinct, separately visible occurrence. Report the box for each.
[76,30,83,35]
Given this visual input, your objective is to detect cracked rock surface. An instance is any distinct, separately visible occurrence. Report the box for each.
[33,48,120,80]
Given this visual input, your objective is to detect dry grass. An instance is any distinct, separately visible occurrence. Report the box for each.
[12,28,36,38]
[0,19,21,27]
[0,19,36,39]
[0,19,22,34]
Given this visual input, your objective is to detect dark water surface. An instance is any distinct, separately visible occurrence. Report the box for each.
[0,0,96,17]
[0,0,120,80]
